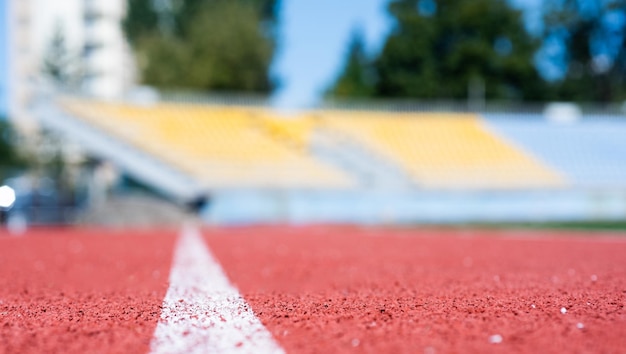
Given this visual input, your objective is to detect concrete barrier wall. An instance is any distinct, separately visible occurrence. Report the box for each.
[205,189,626,225]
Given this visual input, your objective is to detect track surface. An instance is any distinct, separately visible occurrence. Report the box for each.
[1,226,625,353]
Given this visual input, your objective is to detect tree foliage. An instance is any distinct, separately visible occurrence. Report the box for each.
[330,0,548,101]
[542,0,626,102]
[122,0,159,46]
[123,0,279,93]
[42,23,80,88]
[328,29,375,98]
[0,120,26,178]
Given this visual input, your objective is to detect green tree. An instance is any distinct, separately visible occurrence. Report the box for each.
[42,23,77,87]
[122,0,160,45]
[327,29,375,98]
[135,34,189,88]
[172,0,280,37]
[542,0,626,102]
[0,120,26,179]
[123,0,279,93]
[343,0,548,101]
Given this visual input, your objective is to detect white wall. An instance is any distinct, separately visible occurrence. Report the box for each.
[32,0,84,63]
[82,0,134,98]
[8,0,35,126]
[23,0,134,99]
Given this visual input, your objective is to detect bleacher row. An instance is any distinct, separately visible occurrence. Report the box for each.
[60,98,626,191]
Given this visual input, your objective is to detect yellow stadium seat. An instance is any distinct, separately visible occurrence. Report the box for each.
[321,111,565,190]
[60,99,355,189]
[60,98,565,191]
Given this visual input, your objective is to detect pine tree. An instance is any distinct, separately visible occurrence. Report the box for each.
[327,29,375,98]
[542,0,626,102]
[122,0,279,93]
[333,0,549,101]
[42,23,75,87]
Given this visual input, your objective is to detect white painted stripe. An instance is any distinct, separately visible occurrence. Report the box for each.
[150,226,284,354]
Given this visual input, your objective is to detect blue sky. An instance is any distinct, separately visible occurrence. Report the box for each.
[1,0,395,113]
[271,0,393,109]
[0,0,7,116]
[0,0,544,114]
[271,0,542,109]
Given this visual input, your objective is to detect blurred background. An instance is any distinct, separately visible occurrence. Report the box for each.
[1,0,626,228]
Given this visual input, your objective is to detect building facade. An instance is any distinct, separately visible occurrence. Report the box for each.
[82,0,135,99]
[7,0,35,124]
[6,0,135,119]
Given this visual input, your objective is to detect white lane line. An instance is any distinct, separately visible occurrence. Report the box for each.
[150,226,284,354]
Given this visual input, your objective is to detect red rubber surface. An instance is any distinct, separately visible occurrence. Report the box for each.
[205,226,626,354]
[0,228,177,354]
[1,226,625,353]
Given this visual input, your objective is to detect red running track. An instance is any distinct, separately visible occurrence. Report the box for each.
[0,228,177,354]
[1,226,626,353]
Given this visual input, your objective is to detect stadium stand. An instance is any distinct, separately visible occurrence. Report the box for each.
[485,115,626,188]
[60,99,355,189]
[48,98,626,223]
[261,114,318,149]
[61,99,584,191]
[320,111,565,189]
